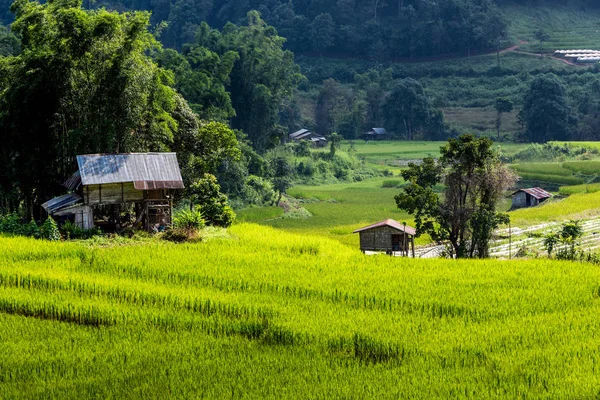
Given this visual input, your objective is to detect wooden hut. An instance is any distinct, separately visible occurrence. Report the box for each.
[511,187,552,209]
[289,129,328,147]
[363,128,388,141]
[43,153,184,231]
[354,219,416,257]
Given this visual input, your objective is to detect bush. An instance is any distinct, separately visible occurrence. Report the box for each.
[173,207,205,231]
[40,217,61,241]
[189,174,236,228]
[0,213,22,235]
[23,220,40,238]
[60,220,84,239]
[382,180,401,188]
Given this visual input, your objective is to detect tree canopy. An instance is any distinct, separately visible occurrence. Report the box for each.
[395,134,516,258]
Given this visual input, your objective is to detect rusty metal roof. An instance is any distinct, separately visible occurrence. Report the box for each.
[513,187,553,200]
[353,219,417,235]
[75,153,184,189]
[42,193,82,213]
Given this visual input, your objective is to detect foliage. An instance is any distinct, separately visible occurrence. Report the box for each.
[188,174,235,227]
[543,220,583,259]
[173,207,205,231]
[59,221,101,240]
[382,78,432,140]
[520,74,571,143]
[0,0,190,217]
[396,135,516,258]
[39,217,60,241]
[269,155,294,205]
[189,15,304,151]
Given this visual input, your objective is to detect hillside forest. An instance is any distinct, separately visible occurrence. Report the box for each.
[1,0,600,218]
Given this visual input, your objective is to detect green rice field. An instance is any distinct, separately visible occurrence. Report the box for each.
[4,226,600,398]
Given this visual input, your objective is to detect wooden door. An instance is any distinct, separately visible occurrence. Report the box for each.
[391,234,401,251]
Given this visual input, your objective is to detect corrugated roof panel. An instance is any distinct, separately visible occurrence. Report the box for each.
[372,128,387,135]
[514,187,553,200]
[353,219,416,235]
[290,129,310,139]
[42,193,83,213]
[76,153,184,187]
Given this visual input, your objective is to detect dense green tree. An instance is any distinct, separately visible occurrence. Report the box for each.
[0,0,193,217]
[199,13,304,151]
[382,78,431,140]
[520,74,570,143]
[155,44,238,121]
[269,155,294,205]
[309,13,335,56]
[188,173,235,227]
[395,135,516,258]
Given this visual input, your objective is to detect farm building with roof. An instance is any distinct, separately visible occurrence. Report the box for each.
[354,219,416,257]
[288,129,327,147]
[511,187,553,209]
[42,153,184,231]
[363,128,388,141]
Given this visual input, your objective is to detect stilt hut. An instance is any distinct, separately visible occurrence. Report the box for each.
[43,153,184,231]
[354,219,416,257]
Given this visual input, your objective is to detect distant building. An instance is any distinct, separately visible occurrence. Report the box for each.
[364,128,388,141]
[512,187,553,209]
[289,129,328,147]
[43,153,184,231]
[354,219,416,257]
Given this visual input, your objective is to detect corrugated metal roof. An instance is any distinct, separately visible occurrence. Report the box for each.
[513,187,553,200]
[76,153,184,189]
[372,128,387,135]
[289,129,310,139]
[310,136,327,142]
[294,131,314,140]
[42,193,82,213]
[64,170,81,190]
[353,219,416,235]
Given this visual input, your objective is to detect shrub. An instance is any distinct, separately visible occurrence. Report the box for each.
[189,174,236,227]
[40,217,61,241]
[382,180,401,188]
[60,220,84,240]
[23,220,40,238]
[0,213,22,235]
[173,207,205,231]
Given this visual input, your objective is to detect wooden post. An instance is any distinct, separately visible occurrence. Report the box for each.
[411,237,415,258]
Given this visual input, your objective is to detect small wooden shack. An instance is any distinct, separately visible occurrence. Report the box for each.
[43,153,184,231]
[289,129,328,147]
[512,187,552,209]
[363,128,388,141]
[354,219,416,257]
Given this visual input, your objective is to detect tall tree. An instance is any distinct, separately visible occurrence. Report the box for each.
[395,135,516,258]
[382,78,431,140]
[520,74,570,143]
[310,13,335,56]
[200,12,304,151]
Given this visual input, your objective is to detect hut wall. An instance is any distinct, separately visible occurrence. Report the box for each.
[512,192,527,208]
[85,183,143,205]
[359,226,409,251]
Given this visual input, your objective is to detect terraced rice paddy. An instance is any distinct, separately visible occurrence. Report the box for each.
[4,225,600,398]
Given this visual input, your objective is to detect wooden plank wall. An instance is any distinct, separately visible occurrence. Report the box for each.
[85,183,143,205]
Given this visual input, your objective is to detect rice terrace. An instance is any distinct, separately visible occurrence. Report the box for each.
[5,0,600,398]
